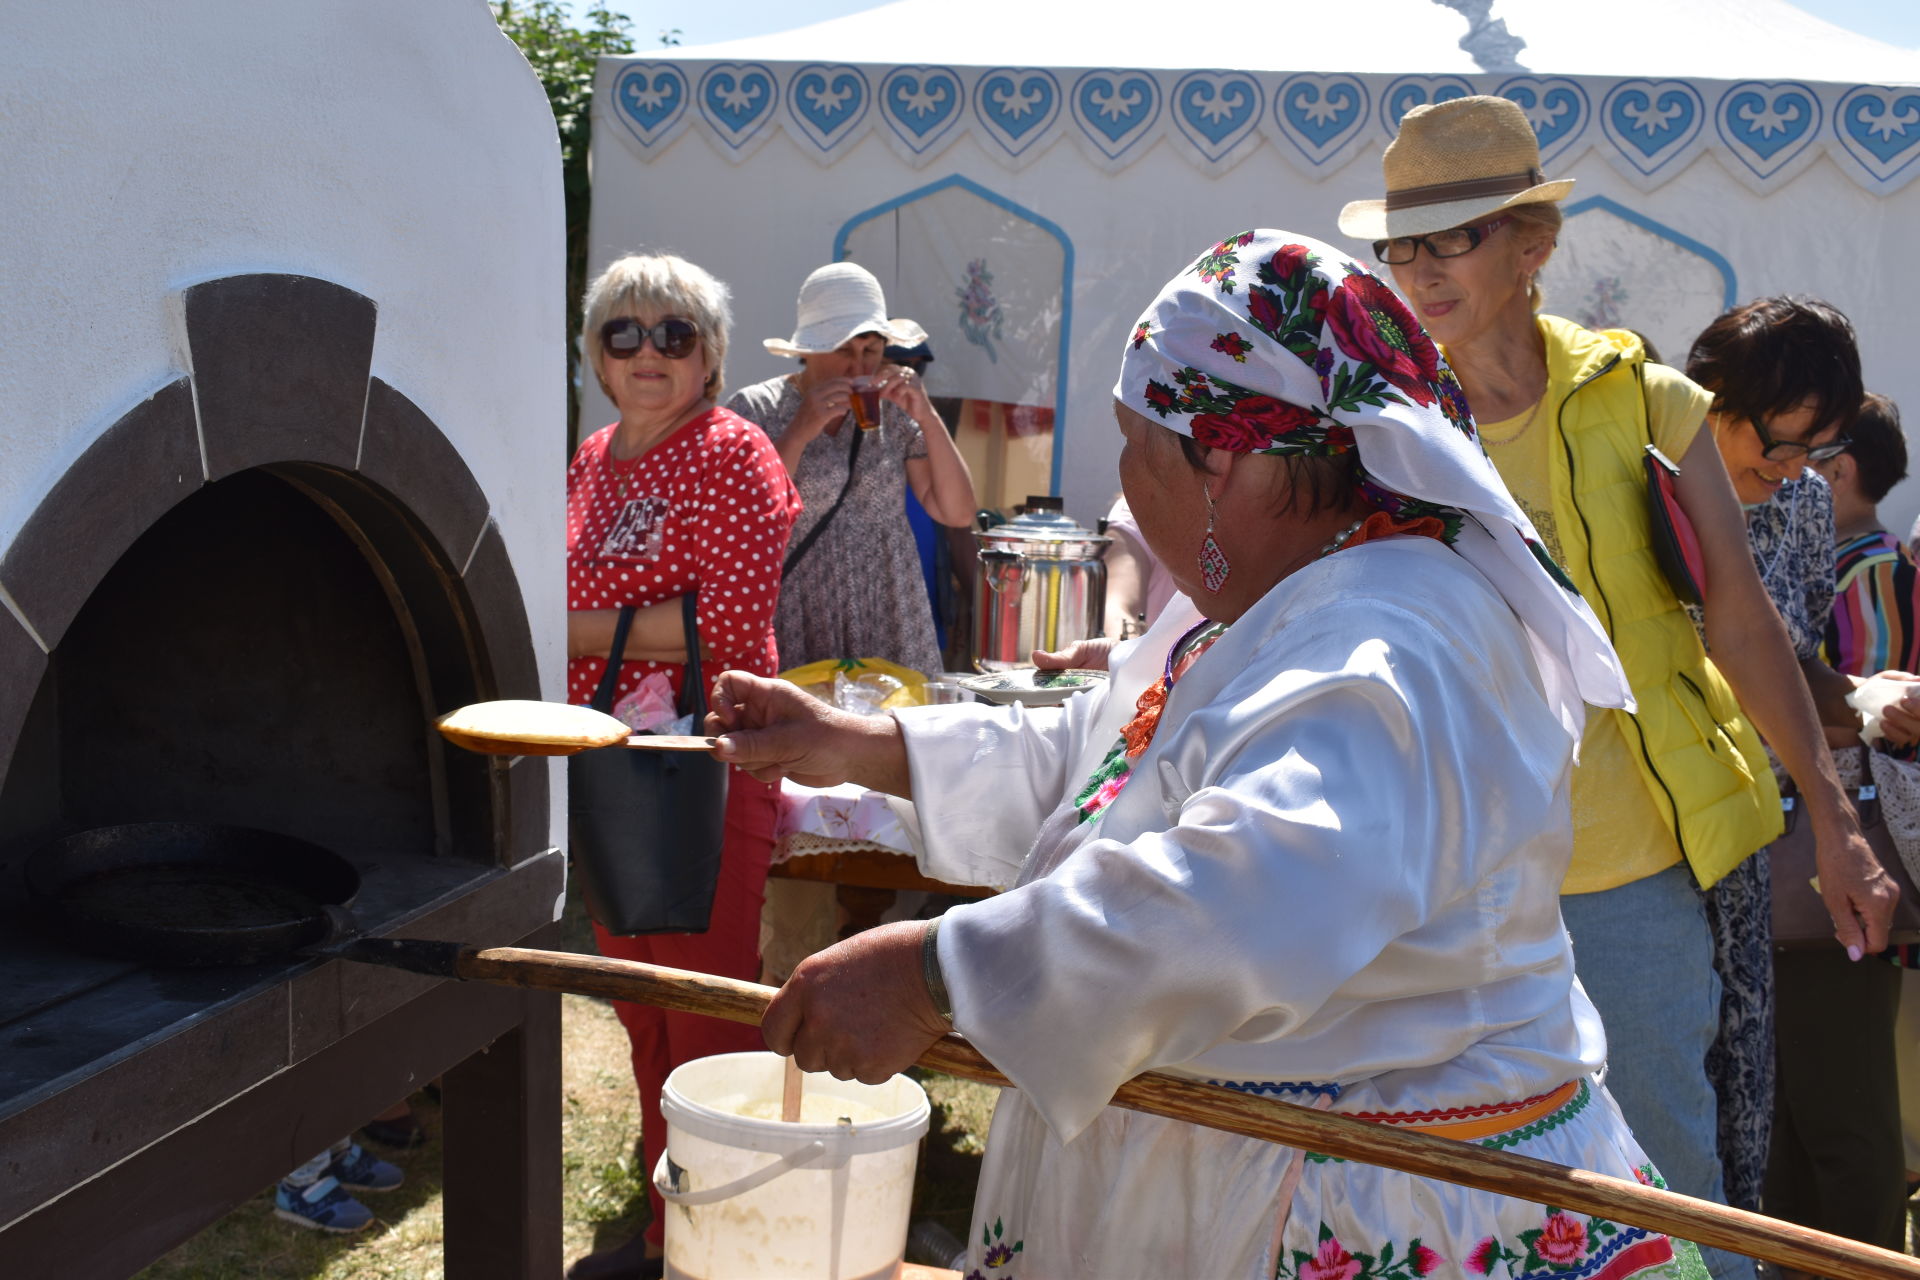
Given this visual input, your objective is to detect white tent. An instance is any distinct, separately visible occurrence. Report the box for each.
[589,0,1920,532]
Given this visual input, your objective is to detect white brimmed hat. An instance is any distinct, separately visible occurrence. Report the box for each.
[763,262,912,358]
[1337,95,1574,242]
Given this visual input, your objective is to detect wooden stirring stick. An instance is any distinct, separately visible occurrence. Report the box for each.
[782,1055,804,1123]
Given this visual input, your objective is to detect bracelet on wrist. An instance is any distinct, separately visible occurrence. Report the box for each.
[922,918,954,1022]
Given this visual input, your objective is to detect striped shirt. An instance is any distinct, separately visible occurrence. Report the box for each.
[1822,528,1920,678]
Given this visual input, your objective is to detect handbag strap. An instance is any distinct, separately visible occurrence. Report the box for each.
[783,424,863,574]
[588,596,708,719]
[589,605,638,712]
[678,591,708,718]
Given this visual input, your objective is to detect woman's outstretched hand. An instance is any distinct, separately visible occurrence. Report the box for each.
[1033,637,1115,671]
[761,920,950,1085]
[706,670,913,795]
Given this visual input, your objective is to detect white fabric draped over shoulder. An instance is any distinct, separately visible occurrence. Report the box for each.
[896,537,1606,1142]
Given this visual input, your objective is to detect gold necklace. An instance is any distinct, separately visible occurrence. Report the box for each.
[603,437,640,510]
[1480,389,1545,448]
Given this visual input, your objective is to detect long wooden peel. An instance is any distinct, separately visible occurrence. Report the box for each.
[433,700,717,757]
[331,939,1920,1280]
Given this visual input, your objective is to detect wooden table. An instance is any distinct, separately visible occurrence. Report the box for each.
[769,833,993,937]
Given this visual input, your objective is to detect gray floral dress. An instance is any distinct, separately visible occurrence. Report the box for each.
[1698,470,1836,1212]
[723,375,943,677]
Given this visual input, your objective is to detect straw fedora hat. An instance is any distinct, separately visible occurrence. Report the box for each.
[1337,96,1574,242]
[763,262,913,358]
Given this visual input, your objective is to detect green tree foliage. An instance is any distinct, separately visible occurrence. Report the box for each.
[492,1,636,438]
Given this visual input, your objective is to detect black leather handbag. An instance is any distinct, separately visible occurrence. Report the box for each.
[568,593,729,935]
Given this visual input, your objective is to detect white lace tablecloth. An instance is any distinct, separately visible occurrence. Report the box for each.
[773,781,921,861]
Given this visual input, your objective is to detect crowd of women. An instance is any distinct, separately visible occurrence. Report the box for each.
[563,92,1916,1280]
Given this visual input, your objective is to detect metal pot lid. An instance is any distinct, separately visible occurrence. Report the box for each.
[976,496,1109,554]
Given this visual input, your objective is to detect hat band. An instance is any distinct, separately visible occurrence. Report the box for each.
[1384,169,1543,213]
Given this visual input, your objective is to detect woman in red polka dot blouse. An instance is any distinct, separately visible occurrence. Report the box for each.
[564,252,799,1280]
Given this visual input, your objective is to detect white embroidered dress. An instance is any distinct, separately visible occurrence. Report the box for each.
[898,538,1701,1280]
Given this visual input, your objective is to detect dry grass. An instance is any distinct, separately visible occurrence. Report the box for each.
[138,891,990,1279]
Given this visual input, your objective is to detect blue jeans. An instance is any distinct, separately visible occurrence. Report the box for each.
[1562,863,1755,1280]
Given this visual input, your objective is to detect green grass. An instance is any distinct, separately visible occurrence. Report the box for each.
[138,888,990,1278]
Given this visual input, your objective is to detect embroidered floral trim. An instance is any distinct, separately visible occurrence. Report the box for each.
[965,1216,1024,1280]
[1463,1212,1680,1280]
[1276,1223,1443,1280]
[1071,621,1226,825]
[1280,1201,1687,1280]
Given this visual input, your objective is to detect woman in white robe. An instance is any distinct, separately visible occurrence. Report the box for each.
[712,231,1708,1280]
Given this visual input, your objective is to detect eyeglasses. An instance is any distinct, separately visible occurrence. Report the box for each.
[600,316,700,360]
[1750,414,1849,463]
[1372,215,1513,266]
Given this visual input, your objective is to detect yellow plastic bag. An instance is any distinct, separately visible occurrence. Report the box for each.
[779,657,930,712]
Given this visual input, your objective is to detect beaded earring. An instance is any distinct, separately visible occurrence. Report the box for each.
[1198,482,1230,593]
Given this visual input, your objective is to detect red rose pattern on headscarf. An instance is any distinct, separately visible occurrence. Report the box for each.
[1111,227,1635,736]
[1324,270,1442,409]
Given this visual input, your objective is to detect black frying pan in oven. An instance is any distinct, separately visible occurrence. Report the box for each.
[24,822,361,967]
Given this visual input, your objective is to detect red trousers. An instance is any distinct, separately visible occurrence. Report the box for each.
[591,772,778,1246]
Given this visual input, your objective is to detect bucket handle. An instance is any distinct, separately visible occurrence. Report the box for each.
[652,1140,835,1207]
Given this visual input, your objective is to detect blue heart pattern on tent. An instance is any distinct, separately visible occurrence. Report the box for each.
[1071,70,1161,156]
[788,65,869,151]
[1605,82,1702,161]
[698,63,778,148]
[613,64,688,147]
[975,69,1060,154]
[1496,79,1588,164]
[1714,82,1821,181]
[1836,87,1920,182]
[1174,72,1261,156]
[1278,76,1366,150]
[881,67,964,152]
[1379,76,1474,135]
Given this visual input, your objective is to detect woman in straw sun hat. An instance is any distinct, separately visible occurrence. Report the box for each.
[708,227,1714,1280]
[725,261,975,679]
[1341,95,1897,1280]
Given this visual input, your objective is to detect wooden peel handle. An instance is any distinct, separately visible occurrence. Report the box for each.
[457,946,1920,1280]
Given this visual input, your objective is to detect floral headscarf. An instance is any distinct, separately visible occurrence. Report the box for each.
[1114,229,1632,732]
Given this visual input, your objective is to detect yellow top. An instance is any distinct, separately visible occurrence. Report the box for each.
[1479,371,1705,893]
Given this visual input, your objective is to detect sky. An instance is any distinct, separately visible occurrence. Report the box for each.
[583,0,1919,52]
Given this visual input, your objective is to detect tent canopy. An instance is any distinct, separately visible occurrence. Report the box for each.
[593,0,1920,532]
[673,0,1920,83]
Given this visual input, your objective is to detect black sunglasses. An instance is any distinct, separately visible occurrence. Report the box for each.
[1751,413,1849,463]
[1372,215,1512,266]
[601,316,700,360]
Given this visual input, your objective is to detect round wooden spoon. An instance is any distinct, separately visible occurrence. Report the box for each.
[434,700,716,757]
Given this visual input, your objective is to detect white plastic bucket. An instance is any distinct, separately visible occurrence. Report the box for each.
[654,1051,930,1280]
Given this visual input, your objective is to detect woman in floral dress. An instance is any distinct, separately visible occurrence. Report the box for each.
[724,262,975,677]
[710,230,1710,1280]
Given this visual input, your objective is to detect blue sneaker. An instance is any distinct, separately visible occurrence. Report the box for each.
[273,1176,374,1233]
[326,1141,403,1192]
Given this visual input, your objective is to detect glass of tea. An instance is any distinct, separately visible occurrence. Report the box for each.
[847,376,883,430]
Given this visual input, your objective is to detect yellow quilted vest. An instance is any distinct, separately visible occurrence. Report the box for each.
[1537,315,1780,888]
